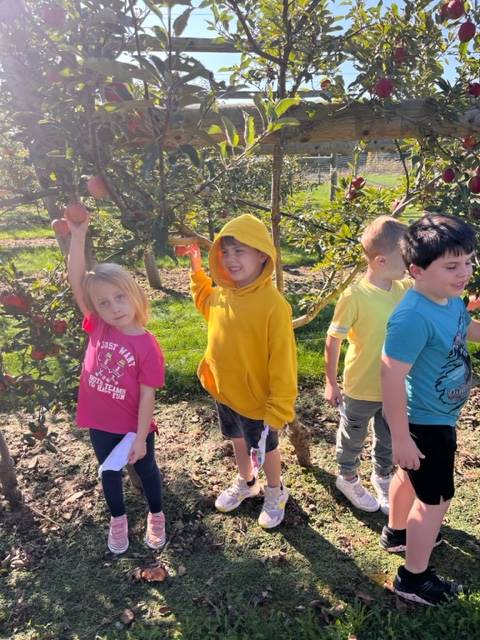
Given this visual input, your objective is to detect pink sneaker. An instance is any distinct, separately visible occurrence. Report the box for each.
[145,511,166,550]
[108,514,129,554]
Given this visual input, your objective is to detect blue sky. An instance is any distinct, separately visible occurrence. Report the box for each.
[142,1,458,87]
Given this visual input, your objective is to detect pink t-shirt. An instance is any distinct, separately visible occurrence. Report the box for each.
[76,315,165,434]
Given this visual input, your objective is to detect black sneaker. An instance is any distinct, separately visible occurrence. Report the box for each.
[393,566,463,606]
[380,526,443,553]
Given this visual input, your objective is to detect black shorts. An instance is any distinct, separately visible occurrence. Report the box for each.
[216,403,279,452]
[405,424,457,505]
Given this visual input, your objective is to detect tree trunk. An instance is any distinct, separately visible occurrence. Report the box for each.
[144,248,162,289]
[270,143,284,293]
[287,420,311,468]
[0,430,23,508]
[329,152,338,202]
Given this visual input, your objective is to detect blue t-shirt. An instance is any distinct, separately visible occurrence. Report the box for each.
[384,289,471,426]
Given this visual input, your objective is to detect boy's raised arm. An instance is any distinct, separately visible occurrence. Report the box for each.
[381,355,424,470]
[324,335,343,407]
[67,217,90,317]
[182,243,213,320]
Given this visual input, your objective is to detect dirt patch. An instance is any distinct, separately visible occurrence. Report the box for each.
[0,237,57,248]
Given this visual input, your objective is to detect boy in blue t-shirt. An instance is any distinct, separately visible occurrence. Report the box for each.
[381,214,479,606]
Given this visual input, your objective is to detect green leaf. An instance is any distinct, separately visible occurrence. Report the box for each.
[253,95,267,129]
[101,99,154,112]
[243,113,256,147]
[274,97,300,118]
[179,143,201,167]
[173,7,193,36]
[208,124,223,135]
[221,117,240,148]
[84,58,153,83]
[267,117,299,132]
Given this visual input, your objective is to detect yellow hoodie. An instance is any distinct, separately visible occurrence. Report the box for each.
[191,214,297,428]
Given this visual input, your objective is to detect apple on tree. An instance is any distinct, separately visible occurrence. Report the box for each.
[65,202,88,223]
[87,176,109,199]
[374,77,394,98]
[51,218,70,236]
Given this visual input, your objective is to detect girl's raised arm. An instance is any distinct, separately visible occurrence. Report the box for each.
[67,217,91,317]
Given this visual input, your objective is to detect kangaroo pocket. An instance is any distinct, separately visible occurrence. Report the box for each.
[199,358,266,414]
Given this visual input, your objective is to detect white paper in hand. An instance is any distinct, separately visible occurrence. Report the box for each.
[250,424,270,477]
[99,432,136,476]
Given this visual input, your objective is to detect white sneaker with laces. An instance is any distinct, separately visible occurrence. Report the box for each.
[335,475,379,512]
[370,472,392,515]
[258,484,289,529]
[215,475,260,513]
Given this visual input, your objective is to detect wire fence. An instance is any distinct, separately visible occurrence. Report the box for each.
[299,151,409,181]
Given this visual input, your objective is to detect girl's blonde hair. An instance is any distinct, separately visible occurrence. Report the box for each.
[83,263,150,327]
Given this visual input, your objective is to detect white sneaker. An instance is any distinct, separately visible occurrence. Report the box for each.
[335,475,379,512]
[258,484,289,529]
[215,475,260,513]
[370,472,391,515]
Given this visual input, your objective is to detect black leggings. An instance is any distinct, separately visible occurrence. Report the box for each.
[89,429,163,517]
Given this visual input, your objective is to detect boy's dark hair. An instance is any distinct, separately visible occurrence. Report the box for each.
[220,235,238,247]
[402,214,476,269]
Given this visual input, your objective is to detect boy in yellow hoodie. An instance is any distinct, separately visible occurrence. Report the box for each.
[180,214,297,529]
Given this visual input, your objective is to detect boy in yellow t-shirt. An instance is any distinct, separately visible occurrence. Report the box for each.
[324,216,409,514]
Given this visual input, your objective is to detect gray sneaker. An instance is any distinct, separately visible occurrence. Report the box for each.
[215,475,260,513]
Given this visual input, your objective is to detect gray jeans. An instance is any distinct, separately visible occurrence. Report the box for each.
[336,395,392,478]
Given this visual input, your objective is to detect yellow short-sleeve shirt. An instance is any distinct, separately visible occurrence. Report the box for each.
[327,277,411,401]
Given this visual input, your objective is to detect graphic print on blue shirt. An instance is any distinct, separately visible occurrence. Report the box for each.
[434,311,471,413]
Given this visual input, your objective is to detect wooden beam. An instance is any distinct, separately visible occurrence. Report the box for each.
[172,99,480,147]
[171,37,240,53]
[258,140,397,155]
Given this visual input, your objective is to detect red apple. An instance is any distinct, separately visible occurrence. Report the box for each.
[87,176,109,199]
[40,4,65,29]
[0,0,25,24]
[175,246,190,257]
[458,21,476,42]
[45,68,61,83]
[447,0,465,19]
[51,218,70,236]
[352,176,366,189]
[374,77,394,98]
[52,319,68,336]
[0,293,31,312]
[320,79,331,91]
[463,135,477,149]
[439,3,450,21]
[47,344,61,356]
[65,202,88,224]
[469,175,480,193]
[345,188,360,201]
[442,167,456,183]
[393,46,407,65]
[31,349,47,361]
[468,82,480,97]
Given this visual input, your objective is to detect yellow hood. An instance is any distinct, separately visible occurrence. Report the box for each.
[208,214,276,289]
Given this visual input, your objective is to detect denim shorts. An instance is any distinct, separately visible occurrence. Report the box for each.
[216,402,279,452]
[406,424,457,505]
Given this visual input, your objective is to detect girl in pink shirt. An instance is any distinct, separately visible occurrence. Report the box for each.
[67,215,165,555]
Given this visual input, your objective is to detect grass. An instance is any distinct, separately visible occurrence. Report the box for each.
[2,186,480,638]
[0,245,63,273]
[1,395,480,640]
